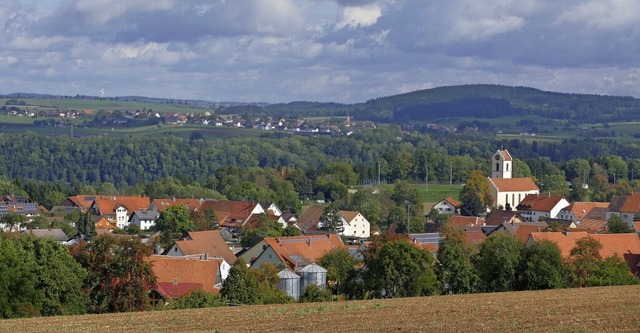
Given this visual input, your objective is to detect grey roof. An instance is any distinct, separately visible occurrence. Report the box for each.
[298,263,327,273]
[277,269,300,279]
[130,209,159,220]
[608,195,626,212]
[409,233,443,247]
[22,229,69,242]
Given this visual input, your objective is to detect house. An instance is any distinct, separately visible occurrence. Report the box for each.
[557,202,610,223]
[492,221,549,243]
[485,210,525,226]
[21,228,69,244]
[249,234,345,270]
[95,216,117,231]
[487,149,539,209]
[163,230,237,267]
[147,255,227,305]
[59,195,98,213]
[129,209,160,231]
[339,210,371,239]
[446,215,485,230]
[91,196,151,229]
[0,203,42,231]
[409,233,443,252]
[516,194,570,222]
[150,281,204,306]
[528,231,640,275]
[433,197,461,215]
[296,204,326,234]
[607,192,640,227]
[198,200,273,235]
[149,198,203,213]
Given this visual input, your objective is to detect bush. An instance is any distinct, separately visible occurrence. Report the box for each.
[300,285,332,303]
[168,289,226,309]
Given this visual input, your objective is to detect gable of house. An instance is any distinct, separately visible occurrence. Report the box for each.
[250,234,345,270]
[166,230,236,264]
[147,256,222,294]
[296,205,325,233]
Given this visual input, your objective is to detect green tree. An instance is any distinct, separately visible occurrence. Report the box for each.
[1,212,26,232]
[459,170,493,216]
[518,240,564,290]
[363,239,438,298]
[565,237,602,288]
[539,174,570,196]
[240,214,285,248]
[473,233,523,292]
[168,289,225,309]
[155,205,195,249]
[13,236,89,316]
[436,228,478,294]
[317,248,358,295]
[220,258,260,305]
[0,235,41,318]
[190,207,218,231]
[252,263,294,304]
[320,203,344,234]
[607,215,634,234]
[587,256,638,287]
[300,284,333,303]
[70,235,155,313]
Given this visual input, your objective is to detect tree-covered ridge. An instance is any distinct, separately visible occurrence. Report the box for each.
[355,84,640,122]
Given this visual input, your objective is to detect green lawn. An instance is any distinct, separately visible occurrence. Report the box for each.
[412,183,463,203]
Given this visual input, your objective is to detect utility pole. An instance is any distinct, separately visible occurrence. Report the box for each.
[449,162,453,186]
[425,164,429,193]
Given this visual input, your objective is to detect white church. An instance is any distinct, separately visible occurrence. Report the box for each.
[487,149,539,209]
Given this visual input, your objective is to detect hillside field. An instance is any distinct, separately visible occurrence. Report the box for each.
[1,285,638,332]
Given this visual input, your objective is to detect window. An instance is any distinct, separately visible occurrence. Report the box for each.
[496,163,500,172]
[506,163,509,171]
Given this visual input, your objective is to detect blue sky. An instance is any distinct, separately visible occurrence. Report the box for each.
[2,0,640,103]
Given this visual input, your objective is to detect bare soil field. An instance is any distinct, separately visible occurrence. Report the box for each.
[1,285,639,333]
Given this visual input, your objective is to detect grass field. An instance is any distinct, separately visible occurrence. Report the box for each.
[412,183,463,202]
[1,285,638,332]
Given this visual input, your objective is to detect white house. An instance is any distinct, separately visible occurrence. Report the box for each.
[516,193,570,221]
[433,197,461,215]
[487,149,539,209]
[129,209,159,231]
[339,211,371,239]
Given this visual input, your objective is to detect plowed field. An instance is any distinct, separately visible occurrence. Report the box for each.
[2,285,639,332]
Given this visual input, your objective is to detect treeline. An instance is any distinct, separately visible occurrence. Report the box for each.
[317,231,638,301]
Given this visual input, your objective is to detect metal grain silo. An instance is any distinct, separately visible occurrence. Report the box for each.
[277,269,301,301]
[299,263,327,290]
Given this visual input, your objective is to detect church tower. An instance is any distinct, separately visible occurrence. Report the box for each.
[491,148,512,179]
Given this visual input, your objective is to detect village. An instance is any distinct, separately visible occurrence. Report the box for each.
[0,149,638,306]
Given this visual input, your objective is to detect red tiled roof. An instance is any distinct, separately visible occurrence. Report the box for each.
[514,225,546,243]
[173,230,237,264]
[152,198,202,212]
[497,149,513,161]
[199,200,259,228]
[155,281,203,299]
[443,197,461,208]
[563,202,610,220]
[620,192,640,214]
[297,205,325,232]
[634,222,640,232]
[447,216,485,230]
[516,194,568,212]
[147,256,221,294]
[529,232,640,274]
[485,210,523,226]
[263,234,345,269]
[488,178,539,192]
[339,210,360,223]
[464,230,487,245]
[67,195,98,210]
[574,219,607,233]
[93,196,150,215]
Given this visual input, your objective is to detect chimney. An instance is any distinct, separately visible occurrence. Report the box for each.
[172,278,178,286]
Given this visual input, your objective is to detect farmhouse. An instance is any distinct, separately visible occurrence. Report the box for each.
[90,196,151,230]
[433,197,461,215]
[249,234,344,270]
[516,193,570,222]
[163,230,237,268]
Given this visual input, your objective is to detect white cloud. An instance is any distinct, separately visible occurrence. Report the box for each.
[336,4,382,29]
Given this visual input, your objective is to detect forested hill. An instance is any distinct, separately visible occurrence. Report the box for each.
[352,84,640,123]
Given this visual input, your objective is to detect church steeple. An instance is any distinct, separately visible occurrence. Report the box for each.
[491,148,512,179]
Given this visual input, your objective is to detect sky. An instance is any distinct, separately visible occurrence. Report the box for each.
[2,0,640,103]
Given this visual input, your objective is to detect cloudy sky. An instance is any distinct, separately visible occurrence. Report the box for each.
[2,0,640,103]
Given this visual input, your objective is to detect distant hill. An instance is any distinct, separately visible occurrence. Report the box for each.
[354,84,640,123]
[5,84,640,123]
